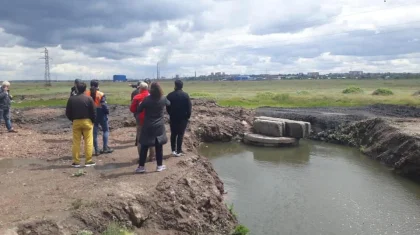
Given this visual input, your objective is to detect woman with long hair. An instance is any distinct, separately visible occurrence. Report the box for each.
[135,82,170,173]
[86,80,113,156]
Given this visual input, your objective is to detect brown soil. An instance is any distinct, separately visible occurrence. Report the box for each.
[0,99,252,235]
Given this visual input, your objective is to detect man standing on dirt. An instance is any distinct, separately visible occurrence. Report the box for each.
[166,79,192,156]
[66,82,96,168]
[0,81,17,133]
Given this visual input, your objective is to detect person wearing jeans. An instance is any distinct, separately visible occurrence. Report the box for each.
[0,81,17,133]
[65,82,96,168]
[135,82,170,173]
[86,80,113,156]
[166,79,192,156]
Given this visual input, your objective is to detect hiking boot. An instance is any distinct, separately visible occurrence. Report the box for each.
[71,163,81,168]
[156,165,166,172]
[101,146,114,154]
[135,166,146,174]
[85,161,96,167]
[8,129,17,133]
[94,150,101,156]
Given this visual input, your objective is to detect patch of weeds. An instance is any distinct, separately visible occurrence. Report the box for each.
[231,224,250,235]
[272,93,290,102]
[72,169,86,177]
[78,230,93,235]
[190,92,213,97]
[296,90,310,95]
[256,92,275,99]
[227,203,237,219]
[342,86,364,94]
[72,199,83,210]
[372,88,394,96]
[102,222,133,235]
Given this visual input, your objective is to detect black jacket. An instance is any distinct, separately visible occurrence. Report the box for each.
[137,96,170,146]
[70,86,78,97]
[0,87,11,109]
[166,89,192,121]
[131,88,140,101]
[66,94,96,123]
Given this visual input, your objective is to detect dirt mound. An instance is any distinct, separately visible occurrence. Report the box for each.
[318,118,420,181]
[9,156,236,235]
[17,220,60,235]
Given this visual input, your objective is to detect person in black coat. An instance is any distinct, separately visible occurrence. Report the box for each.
[135,82,170,173]
[166,80,191,156]
[70,79,81,97]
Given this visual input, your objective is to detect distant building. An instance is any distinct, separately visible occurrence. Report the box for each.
[215,72,222,76]
[113,75,127,82]
[307,72,320,77]
[349,71,363,76]
[234,75,250,81]
[211,72,214,76]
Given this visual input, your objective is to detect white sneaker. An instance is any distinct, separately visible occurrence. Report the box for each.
[172,151,178,156]
[156,165,166,172]
[135,166,146,173]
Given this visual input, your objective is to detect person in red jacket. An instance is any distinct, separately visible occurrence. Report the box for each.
[130,82,155,160]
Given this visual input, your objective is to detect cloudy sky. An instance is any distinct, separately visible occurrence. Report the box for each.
[0,0,420,80]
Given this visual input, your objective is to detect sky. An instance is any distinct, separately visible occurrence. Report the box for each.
[1,0,420,80]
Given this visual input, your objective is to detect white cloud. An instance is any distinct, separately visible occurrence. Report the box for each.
[0,0,420,80]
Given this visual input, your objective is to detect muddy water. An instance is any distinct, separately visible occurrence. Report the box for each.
[199,141,420,235]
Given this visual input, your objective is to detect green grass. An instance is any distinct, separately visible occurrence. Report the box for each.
[232,225,250,235]
[342,86,364,94]
[102,222,133,235]
[372,88,394,96]
[7,79,420,108]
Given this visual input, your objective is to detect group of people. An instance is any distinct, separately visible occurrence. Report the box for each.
[0,81,17,133]
[66,78,192,173]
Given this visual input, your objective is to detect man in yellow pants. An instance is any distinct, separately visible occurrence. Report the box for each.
[65,82,96,168]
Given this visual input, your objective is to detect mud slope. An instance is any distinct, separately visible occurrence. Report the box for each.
[257,104,420,182]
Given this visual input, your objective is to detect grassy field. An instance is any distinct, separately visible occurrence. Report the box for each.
[7,79,420,108]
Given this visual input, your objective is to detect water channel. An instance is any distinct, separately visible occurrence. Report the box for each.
[199,140,420,235]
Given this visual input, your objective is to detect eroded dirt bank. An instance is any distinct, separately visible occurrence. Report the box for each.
[257,104,420,182]
[0,99,252,235]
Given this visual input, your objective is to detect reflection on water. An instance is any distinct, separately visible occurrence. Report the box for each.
[199,140,420,235]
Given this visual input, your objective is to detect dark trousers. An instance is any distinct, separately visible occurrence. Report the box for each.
[139,139,163,167]
[170,119,188,153]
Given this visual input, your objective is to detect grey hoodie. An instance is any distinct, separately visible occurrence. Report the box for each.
[0,87,11,109]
